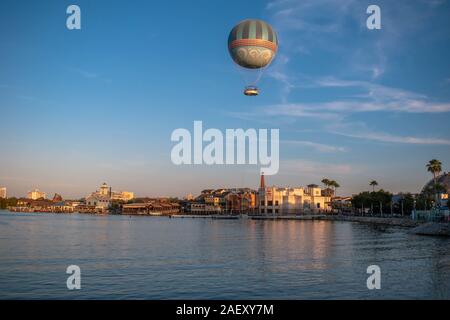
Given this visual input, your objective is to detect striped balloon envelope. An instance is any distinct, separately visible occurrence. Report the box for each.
[228,19,278,69]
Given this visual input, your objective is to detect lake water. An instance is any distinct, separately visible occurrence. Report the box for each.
[0,210,449,299]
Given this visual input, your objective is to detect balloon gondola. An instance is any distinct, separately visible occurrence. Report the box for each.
[228,19,278,96]
[244,86,259,96]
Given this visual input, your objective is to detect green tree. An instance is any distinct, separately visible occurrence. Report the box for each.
[369,180,378,192]
[417,187,434,210]
[321,178,331,189]
[394,193,415,215]
[426,159,442,186]
[352,190,392,215]
[329,180,340,197]
[426,159,442,204]
[0,197,18,210]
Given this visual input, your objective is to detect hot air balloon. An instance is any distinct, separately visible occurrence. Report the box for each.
[228,19,278,96]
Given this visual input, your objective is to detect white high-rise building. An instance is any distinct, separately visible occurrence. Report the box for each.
[0,187,6,199]
[27,189,47,200]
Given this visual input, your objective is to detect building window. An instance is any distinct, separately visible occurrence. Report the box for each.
[267,209,273,213]
[275,209,279,214]
[268,201,273,206]
[260,201,265,206]
[275,200,279,206]
[317,203,320,208]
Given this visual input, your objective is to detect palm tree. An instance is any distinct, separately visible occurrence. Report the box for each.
[426,159,442,204]
[369,180,378,192]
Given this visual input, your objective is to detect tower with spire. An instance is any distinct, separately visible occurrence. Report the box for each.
[259,172,265,190]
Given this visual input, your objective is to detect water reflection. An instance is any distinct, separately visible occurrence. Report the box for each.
[0,210,449,299]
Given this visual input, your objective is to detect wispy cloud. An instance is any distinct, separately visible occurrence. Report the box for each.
[265,0,448,96]
[16,95,39,102]
[331,129,450,146]
[262,76,450,115]
[70,68,99,79]
[282,140,346,152]
[228,73,450,146]
[442,77,450,86]
[327,121,450,145]
[262,104,342,119]
[267,54,294,103]
[280,159,355,175]
[68,67,112,83]
[266,99,450,115]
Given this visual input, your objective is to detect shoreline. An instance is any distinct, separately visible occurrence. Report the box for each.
[3,210,450,236]
[1,209,422,227]
[171,214,422,227]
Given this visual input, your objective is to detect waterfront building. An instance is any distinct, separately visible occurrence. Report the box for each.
[8,198,77,213]
[186,188,258,214]
[0,187,6,199]
[331,196,353,213]
[122,203,149,215]
[189,202,206,214]
[97,182,110,196]
[321,187,335,197]
[188,202,222,214]
[111,191,135,202]
[27,189,47,200]
[66,201,82,209]
[48,201,74,213]
[258,174,331,215]
[89,182,134,202]
[84,182,135,213]
[85,194,111,210]
[192,188,257,214]
[225,190,257,213]
[122,200,180,215]
[184,193,194,201]
[10,199,52,212]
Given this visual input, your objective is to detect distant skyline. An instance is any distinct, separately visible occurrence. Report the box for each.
[1,0,450,198]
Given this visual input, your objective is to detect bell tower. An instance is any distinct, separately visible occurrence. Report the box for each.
[260,172,265,190]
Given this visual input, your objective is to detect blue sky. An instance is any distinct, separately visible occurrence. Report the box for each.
[1,0,450,198]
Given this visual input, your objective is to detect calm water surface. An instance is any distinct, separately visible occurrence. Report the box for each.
[0,210,449,299]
